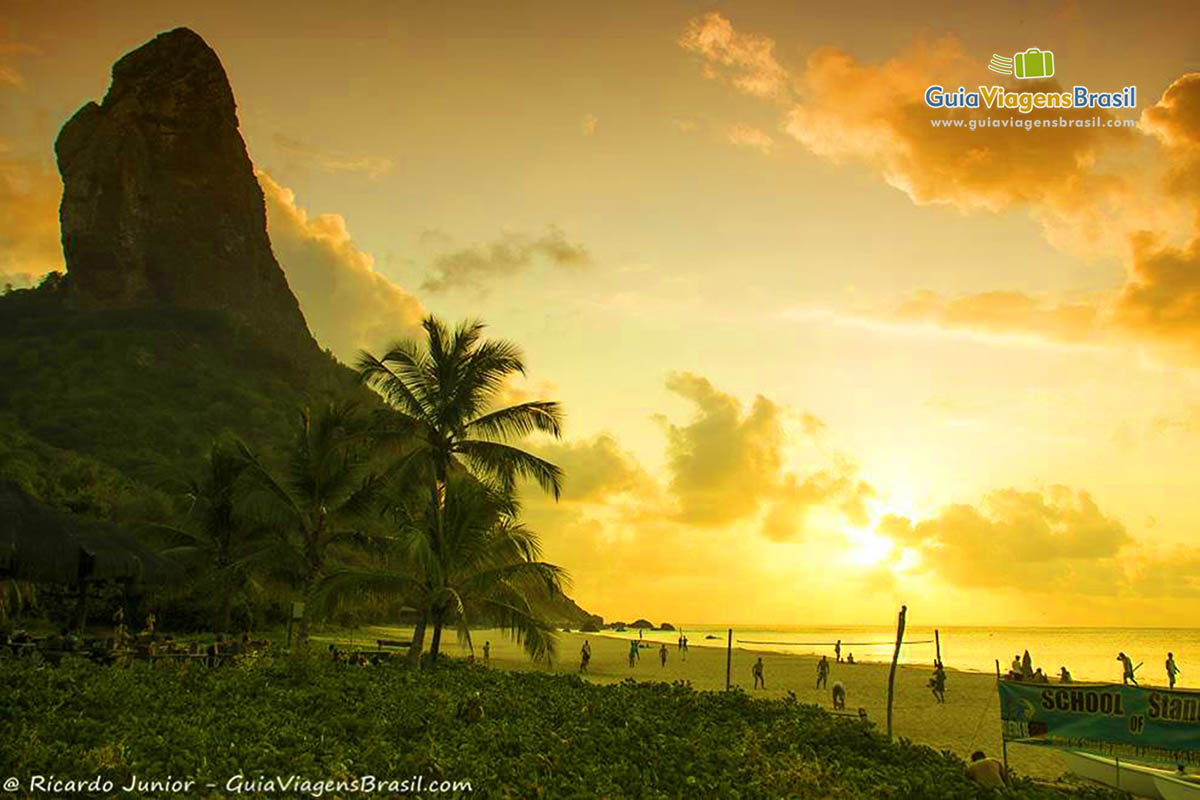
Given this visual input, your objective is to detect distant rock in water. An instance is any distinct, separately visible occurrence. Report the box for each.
[55,28,315,353]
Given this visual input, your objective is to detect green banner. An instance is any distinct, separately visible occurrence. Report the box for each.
[999,679,1200,765]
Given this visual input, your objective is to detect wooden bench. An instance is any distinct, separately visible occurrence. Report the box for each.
[376,639,413,649]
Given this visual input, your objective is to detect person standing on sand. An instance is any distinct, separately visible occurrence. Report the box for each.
[659,643,668,668]
[930,663,946,703]
[817,655,830,689]
[835,639,842,663]
[628,639,640,668]
[580,640,591,673]
[1118,652,1137,685]
[483,641,490,664]
[1167,652,1180,689]
[753,656,765,689]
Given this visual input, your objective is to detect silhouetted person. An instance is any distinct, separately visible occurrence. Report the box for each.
[580,640,591,674]
[967,751,1007,788]
[832,681,846,710]
[846,653,855,665]
[1118,652,1137,685]
[1011,654,1022,680]
[835,639,842,663]
[483,641,490,664]
[930,663,946,703]
[817,655,829,689]
[753,657,765,689]
[1059,666,1072,683]
[1117,652,1137,685]
[682,635,688,660]
[628,639,639,668]
[1021,650,1032,679]
[659,643,668,667]
[1167,652,1180,689]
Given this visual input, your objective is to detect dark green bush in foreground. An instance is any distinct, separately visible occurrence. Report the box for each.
[1,658,1120,799]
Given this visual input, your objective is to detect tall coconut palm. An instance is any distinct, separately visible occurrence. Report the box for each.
[316,474,566,663]
[237,401,381,645]
[156,440,265,632]
[356,316,565,657]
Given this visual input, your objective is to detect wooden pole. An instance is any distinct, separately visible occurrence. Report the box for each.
[725,628,733,690]
[886,605,907,739]
[996,659,1009,777]
[935,629,941,665]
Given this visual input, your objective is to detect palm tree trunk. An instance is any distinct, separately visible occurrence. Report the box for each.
[408,612,427,664]
[429,610,444,661]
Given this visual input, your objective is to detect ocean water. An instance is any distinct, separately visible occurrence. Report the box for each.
[602,624,1200,688]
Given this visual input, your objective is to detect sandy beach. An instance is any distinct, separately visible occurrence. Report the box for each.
[339,626,1070,781]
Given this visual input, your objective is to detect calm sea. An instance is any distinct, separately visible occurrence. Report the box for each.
[604,624,1200,688]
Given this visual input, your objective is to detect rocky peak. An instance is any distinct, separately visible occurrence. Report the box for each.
[55,28,315,353]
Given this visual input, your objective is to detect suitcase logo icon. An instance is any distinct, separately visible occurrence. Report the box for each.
[988,48,1055,80]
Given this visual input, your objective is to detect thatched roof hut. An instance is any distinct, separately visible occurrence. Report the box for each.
[0,482,177,586]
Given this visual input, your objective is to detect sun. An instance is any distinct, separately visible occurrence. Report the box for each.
[843,525,895,567]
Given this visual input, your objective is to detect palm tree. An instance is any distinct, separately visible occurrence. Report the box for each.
[356,316,565,657]
[237,401,381,645]
[156,440,264,632]
[316,474,566,663]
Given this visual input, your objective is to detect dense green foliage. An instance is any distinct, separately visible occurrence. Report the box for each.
[1,657,1118,799]
[0,283,370,488]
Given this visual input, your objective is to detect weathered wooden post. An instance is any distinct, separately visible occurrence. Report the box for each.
[996,659,1009,777]
[725,628,733,690]
[886,605,907,739]
[935,629,941,664]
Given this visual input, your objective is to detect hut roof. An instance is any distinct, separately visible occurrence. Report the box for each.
[0,481,178,585]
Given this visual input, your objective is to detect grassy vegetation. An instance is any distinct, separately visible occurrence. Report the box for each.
[0,656,1120,799]
[0,282,369,494]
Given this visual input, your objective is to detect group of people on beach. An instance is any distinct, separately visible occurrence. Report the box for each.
[1006,648,1183,688]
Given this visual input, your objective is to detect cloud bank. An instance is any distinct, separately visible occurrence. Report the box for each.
[259,171,425,362]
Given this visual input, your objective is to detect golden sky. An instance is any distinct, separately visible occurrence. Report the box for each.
[4,0,1200,627]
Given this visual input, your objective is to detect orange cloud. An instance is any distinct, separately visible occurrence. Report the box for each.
[421,226,592,293]
[258,171,425,362]
[272,134,394,178]
[0,149,63,288]
[878,486,1130,594]
[726,124,774,154]
[679,11,788,100]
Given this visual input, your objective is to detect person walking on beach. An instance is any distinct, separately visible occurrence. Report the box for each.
[1118,652,1138,685]
[835,639,842,663]
[682,635,688,660]
[628,639,640,668]
[580,640,591,674]
[753,656,765,689]
[817,655,830,689]
[659,643,668,668]
[1167,652,1180,689]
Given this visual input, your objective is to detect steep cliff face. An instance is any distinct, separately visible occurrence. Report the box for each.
[55,28,315,352]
